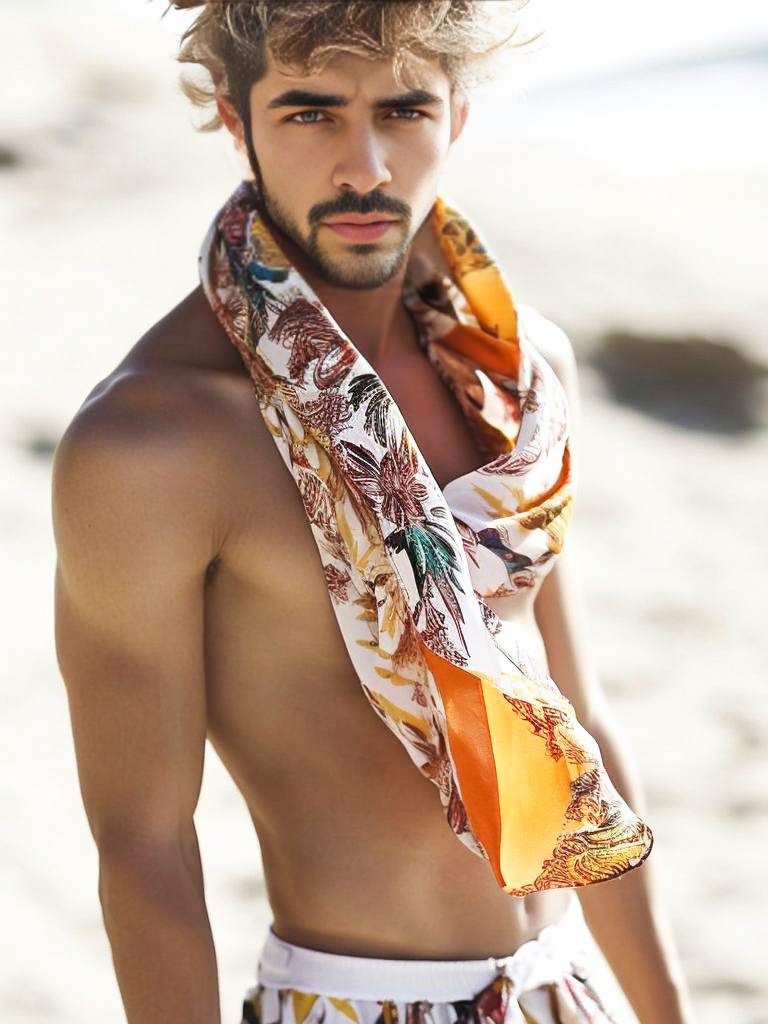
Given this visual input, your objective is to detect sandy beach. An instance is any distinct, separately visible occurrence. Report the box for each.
[1,3,767,1022]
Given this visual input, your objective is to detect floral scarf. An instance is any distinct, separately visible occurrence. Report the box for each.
[199,181,653,895]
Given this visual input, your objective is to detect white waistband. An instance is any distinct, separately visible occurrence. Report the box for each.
[257,895,587,1002]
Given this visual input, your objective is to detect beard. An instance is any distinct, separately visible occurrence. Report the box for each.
[249,158,414,290]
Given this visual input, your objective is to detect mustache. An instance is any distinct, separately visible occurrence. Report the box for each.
[310,191,411,223]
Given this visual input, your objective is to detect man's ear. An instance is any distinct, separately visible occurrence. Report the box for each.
[216,93,246,149]
[449,91,469,145]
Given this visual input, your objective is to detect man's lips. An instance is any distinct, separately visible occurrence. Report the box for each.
[322,217,398,241]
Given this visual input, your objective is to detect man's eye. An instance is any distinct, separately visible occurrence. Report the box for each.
[288,110,328,125]
[390,109,426,120]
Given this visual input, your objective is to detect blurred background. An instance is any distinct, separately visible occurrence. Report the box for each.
[1,0,767,1021]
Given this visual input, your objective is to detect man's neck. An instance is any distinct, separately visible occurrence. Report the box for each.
[311,274,416,367]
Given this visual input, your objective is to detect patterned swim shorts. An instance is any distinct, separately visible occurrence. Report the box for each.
[240,897,627,1024]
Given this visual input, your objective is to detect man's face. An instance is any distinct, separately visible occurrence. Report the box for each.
[240,50,467,290]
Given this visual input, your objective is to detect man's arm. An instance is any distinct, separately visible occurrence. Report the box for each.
[529,314,696,1024]
[52,375,226,1024]
[535,547,696,1024]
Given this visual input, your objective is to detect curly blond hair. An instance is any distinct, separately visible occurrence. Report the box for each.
[164,1,537,132]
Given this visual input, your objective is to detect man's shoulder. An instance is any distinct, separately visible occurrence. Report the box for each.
[516,303,577,384]
[52,287,259,562]
[60,285,253,462]
[52,372,222,573]
[57,366,214,474]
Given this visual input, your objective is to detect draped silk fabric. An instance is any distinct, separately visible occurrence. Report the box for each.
[199,181,653,895]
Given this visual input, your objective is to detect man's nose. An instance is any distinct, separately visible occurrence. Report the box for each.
[330,126,393,195]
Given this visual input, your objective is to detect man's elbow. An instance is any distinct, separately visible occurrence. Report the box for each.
[95,823,202,911]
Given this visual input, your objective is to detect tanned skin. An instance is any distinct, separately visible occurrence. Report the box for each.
[52,49,695,1024]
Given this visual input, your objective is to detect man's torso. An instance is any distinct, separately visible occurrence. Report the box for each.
[87,283,573,958]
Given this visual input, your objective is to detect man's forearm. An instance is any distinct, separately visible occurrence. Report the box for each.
[98,846,220,1024]
[579,709,697,1024]
[579,859,693,1024]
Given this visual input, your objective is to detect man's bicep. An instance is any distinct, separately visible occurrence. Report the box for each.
[52,405,213,858]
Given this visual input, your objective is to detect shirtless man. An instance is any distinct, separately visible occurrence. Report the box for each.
[51,3,695,1022]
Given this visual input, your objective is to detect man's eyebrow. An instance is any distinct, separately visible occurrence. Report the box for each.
[266,88,443,111]
[375,90,443,111]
